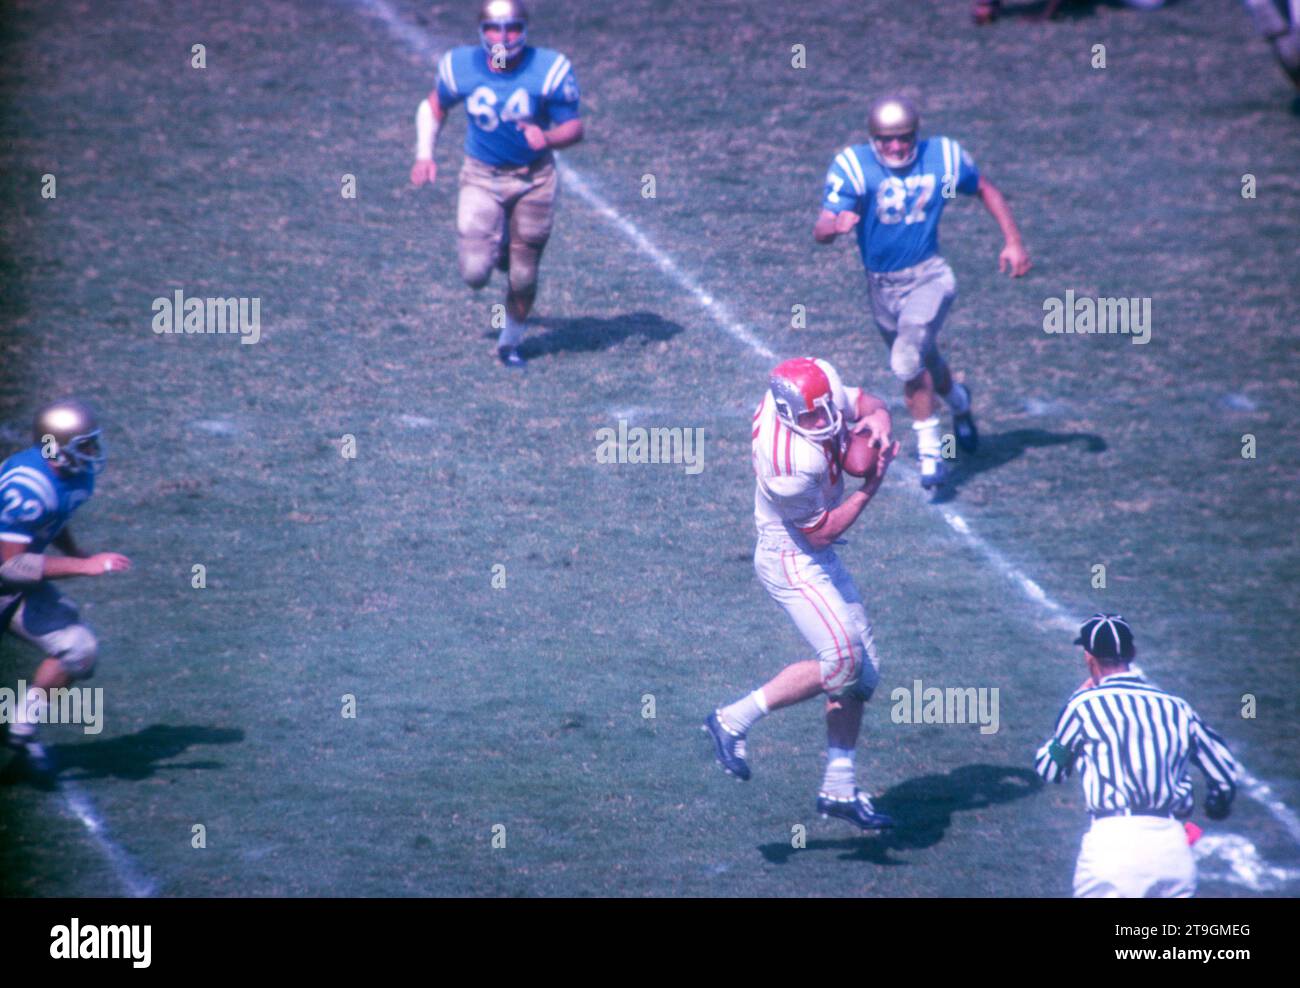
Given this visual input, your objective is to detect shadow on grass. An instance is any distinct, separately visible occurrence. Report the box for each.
[932,428,1106,504]
[758,763,1043,866]
[0,725,244,786]
[992,1,1180,21]
[480,310,683,359]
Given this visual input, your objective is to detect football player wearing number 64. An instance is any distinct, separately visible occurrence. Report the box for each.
[410,0,583,369]
[813,96,1030,494]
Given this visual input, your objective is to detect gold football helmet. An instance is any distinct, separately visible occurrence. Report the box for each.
[480,0,528,60]
[868,96,920,169]
[33,398,106,475]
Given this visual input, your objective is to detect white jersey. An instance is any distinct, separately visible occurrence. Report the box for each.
[752,359,861,547]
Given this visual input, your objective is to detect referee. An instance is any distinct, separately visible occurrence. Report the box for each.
[1034,613,1238,897]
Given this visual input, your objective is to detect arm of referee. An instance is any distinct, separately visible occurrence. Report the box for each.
[1190,711,1238,818]
[1034,702,1082,783]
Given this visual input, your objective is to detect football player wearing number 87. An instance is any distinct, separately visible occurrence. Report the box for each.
[410,0,583,368]
[813,96,1030,493]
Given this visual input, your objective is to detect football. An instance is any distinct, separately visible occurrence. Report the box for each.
[841,430,880,478]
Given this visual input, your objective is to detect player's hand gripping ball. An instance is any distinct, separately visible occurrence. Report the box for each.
[841,430,880,479]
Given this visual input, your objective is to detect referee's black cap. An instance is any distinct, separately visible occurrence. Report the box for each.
[1074,613,1136,660]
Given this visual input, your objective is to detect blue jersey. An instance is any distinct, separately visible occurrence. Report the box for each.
[436,45,580,168]
[822,136,980,273]
[0,446,94,554]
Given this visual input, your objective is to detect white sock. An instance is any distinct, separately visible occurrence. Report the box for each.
[942,382,970,415]
[821,746,856,798]
[913,415,942,459]
[719,688,768,735]
[497,312,525,349]
[11,686,44,738]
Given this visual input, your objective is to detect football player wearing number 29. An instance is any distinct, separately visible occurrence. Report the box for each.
[814,96,1031,494]
[410,0,583,369]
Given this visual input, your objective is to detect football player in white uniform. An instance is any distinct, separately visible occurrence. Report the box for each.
[705,358,900,831]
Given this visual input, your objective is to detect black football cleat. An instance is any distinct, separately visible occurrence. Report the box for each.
[703,711,751,781]
[21,740,54,775]
[497,345,526,369]
[919,454,949,491]
[2,723,29,754]
[817,789,894,831]
[953,384,978,453]
[5,737,56,789]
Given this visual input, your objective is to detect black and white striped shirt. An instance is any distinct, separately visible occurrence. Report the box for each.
[1034,671,1237,817]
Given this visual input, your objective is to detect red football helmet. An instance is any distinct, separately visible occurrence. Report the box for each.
[769,358,842,443]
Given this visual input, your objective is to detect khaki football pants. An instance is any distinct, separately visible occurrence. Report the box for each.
[867,254,957,383]
[456,152,558,298]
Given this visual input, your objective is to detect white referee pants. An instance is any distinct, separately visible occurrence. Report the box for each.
[1073,816,1196,898]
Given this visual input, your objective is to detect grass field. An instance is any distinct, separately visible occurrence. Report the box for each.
[1,0,1297,897]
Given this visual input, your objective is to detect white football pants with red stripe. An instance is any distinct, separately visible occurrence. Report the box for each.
[754,537,880,699]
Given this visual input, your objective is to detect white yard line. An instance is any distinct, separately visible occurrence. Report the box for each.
[58,778,157,897]
[354,0,1300,859]
[557,167,776,361]
[1195,832,1300,892]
